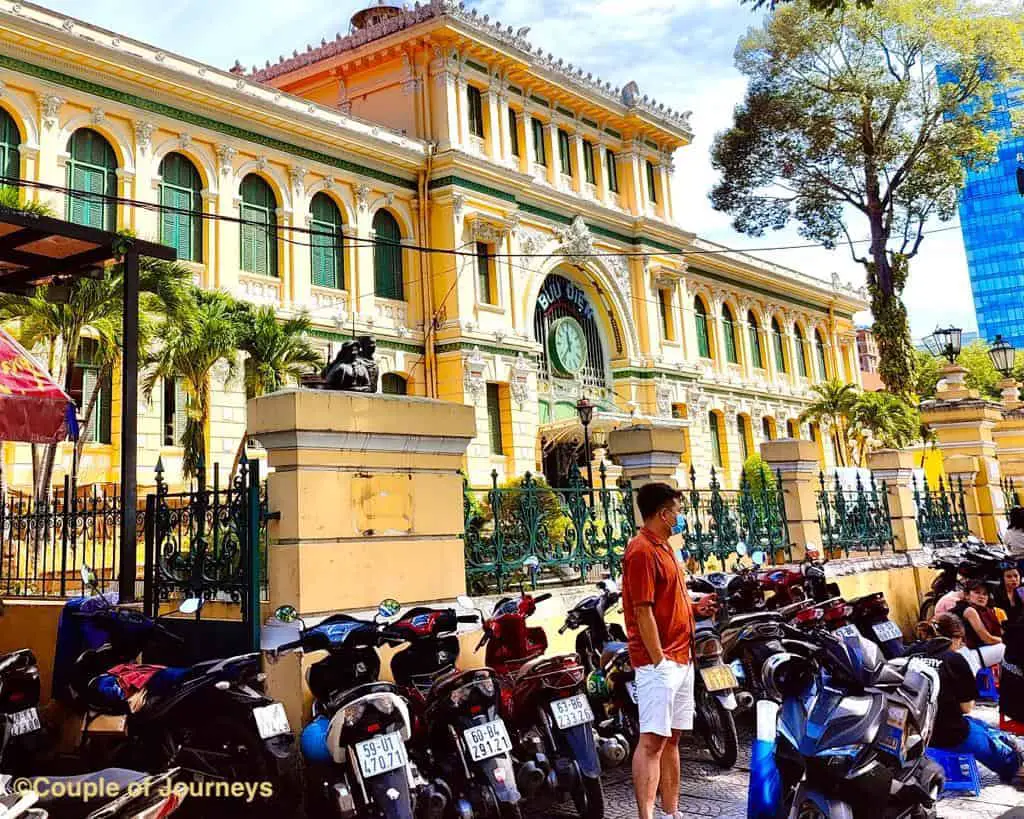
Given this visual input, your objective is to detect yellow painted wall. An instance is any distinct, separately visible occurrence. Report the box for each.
[834,565,937,633]
[0,599,64,705]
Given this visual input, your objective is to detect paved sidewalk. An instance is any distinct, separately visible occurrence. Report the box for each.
[529,706,1022,818]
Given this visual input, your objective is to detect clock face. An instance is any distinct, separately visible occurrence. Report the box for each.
[549,317,588,376]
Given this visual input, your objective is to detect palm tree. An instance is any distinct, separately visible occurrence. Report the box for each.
[142,289,239,479]
[799,379,857,467]
[847,391,921,465]
[0,257,190,499]
[227,304,321,477]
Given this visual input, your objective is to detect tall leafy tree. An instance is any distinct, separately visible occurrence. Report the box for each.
[848,391,920,464]
[915,339,1024,399]
[142,290,239,478]
[800,379,858,466]
[0,256,189,498]
[710,0,1024,393]
[742,0,871,10]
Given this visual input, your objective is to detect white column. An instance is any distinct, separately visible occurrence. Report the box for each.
[712,298,728,373]
[738,307,753,379]
[625,142,644,217]
[543,122,558,185]
[594,143,608,204]
[497,94,512,165]
[659,160,674,222]
[456,76,470,149]
[484,90,501,160]
[571,133,585,194]
[517,111,533,175]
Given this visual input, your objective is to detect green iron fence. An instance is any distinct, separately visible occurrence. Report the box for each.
[1001,476,1022,512]
[912,474,970,546]
[817,472,894,556]
[679,465,790,572]
[463,463,635,593]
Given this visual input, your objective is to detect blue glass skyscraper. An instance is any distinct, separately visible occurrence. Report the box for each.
[948,74,1024,347]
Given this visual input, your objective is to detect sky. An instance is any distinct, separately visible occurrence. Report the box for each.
[36,0,978,337]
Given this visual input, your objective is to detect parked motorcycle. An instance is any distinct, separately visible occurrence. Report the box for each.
[272,601,447,819]
[387,604,523,818]
[766,630,945,818]
[917,537,1009,621]
[849,592,905,659]
[690,619,740,768]
[57,567,301,818]
[1,767,186,819]
[0,649,48,774]
[471,589,614,819]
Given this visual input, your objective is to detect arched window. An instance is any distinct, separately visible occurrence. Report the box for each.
[239,175,278,276]
[737,414,751,461]
[762,416,774,440]
[0,108,21,185]
[309,193,344,290]
[158,153,202,263]
[66,129,117,231]
[814,330,828,380]
[771,318,787,373]
[373,210,404,300]
[747,311,764,369]
[381,373,407,395]
[721,304,738,364]
[694,297,711,359]
[709,411,724,469]
[787,419,799,438]
[794,325,809,378]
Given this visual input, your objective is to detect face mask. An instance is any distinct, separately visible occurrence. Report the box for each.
[670,513,686,536]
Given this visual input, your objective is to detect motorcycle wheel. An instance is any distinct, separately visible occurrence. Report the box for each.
[918,597,936,622]
[571,774,604,819]
[620,708,640,753]
[793,802,828,819]
[498,803,522,819]
[695,685,738,769]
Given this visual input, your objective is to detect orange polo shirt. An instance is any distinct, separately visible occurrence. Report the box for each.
[621,526,696,667]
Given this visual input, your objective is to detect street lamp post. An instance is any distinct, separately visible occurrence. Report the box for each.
[988,334,1019,407]
[576,396,595,505]
[925,326,963,364]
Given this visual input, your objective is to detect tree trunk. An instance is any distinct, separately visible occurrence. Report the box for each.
[35,333,81,504]
[864,213,914,395]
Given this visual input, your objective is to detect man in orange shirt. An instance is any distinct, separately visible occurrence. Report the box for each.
[622,482,717,819]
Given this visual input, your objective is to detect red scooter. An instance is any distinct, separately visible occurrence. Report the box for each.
[461,589,607,819]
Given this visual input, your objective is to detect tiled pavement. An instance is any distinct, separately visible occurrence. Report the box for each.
[527,705,1023,818]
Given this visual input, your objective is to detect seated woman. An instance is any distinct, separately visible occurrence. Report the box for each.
[1005,506,1024,556]
[993,565,1024,626]
[952,579,1006,674]
[931,614,1023,782]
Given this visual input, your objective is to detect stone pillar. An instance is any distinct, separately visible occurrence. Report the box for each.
[455,76,471,149]
[571,133,586,194]
[496,94,512,165]
[866,449,920,553]
[543,122,558,185]
[760,439,821,561]
[517,111,533,175]
[607,424,686,523]
[484,90,501,160]
[920,367,1005,542]
[660,160,674,222]
[249,390,476,615]
[594,144,608,204]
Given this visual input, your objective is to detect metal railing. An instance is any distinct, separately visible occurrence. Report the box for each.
[912,474,970,546]
[463,463,635,594]
[0,475,142,598]
[817,472,894,557]
[680,465,790,572]
[1001,476,1022,512]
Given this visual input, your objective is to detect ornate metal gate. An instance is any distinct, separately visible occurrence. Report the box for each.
[143,456,264,661]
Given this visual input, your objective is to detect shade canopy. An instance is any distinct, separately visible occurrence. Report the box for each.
[0,326,76,443]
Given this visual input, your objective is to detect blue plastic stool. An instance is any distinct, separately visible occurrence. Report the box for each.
[925,747,982,797]
[977,667,999,701]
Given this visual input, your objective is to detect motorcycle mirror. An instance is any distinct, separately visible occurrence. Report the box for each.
[80,564,99,592]
[377,598,401,621]
[736,542,747,556]
[456,595,476,611]
[523,555,540,571]
[179,597,202,615]
[752,550,767,566]
[274,604,300,624]
[602,579,619,594]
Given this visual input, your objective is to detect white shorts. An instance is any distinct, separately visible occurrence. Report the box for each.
[635,658,695,737]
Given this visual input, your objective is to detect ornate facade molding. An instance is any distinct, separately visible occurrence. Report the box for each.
[216,144,237,175]
[464,346,487,402]
[133,120,155,154]
[37,93,63,130]
[554,215,594,264]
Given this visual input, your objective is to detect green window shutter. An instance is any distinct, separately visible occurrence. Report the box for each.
[709,412,722,468]
[382,373,407,395]
[558,130,571,176]
[476,241,492,303]
[240,175,278,277]
[816,335,828,380]
[773,321,786,373]
[738,415,749,461]
[532,118,546,165]
[158,155,202,263]
[583,141,595,184]
[81,368,98,443]
[67,164,86,226]
[173,378,188,446]
[748,314,763,369]
[467,85,484,138]
[0,109,19,185]
[373,210,403,300]
[487,383,504,455]
[722,307,738,364]
[605,150,618,192]
[695,299,710,359]
[240,204,258,273]
[795,329,808,377]
[646,160,658,203]
[659,290,671,339]
[508,109,520,156]
[309,194,342,290]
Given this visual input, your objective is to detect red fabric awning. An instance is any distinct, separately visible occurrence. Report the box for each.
[0,326,75,443]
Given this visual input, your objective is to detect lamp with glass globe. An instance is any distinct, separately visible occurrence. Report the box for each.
[988,334,1020,407]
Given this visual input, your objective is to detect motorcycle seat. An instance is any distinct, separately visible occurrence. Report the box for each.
[599,641,628,668]
[24,769,146,818]
[321,681,397,716]
[725,611,783,628]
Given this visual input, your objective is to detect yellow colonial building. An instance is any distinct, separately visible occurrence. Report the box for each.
[0,0,866,493]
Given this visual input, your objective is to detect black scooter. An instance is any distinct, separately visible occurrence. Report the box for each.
[1,768,187,819]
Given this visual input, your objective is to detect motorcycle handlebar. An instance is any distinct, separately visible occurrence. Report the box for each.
[457,614,479,623]
[558,624,568,634]
[533,593,552,604]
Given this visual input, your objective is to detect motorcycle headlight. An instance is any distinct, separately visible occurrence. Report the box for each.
[818,744,862,759]
[341,702,367,727]
[695,636,723,658]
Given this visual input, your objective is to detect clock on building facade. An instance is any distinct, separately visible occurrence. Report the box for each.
[548,316,588,376]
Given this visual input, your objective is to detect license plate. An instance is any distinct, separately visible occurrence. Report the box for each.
[252,702,290,739]
[836,624,861,639]
[462,718,513,762]
[699,665,738,692]
[355,732,408,779]
[625,681,637,703]
[872,621,903,642]
[9,707,41,737]
[551,694,594,729]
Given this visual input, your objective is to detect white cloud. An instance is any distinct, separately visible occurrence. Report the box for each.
[40,0,977,336]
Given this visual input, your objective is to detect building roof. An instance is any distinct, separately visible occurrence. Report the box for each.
[241,0,693,143]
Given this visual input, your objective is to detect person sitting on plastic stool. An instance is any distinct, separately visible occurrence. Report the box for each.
[931,614,1023,783]
[1002,621,1024,735]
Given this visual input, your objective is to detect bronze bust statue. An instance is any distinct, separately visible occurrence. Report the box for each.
[321,337,379,393]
